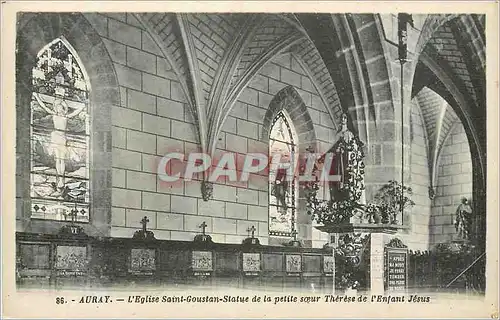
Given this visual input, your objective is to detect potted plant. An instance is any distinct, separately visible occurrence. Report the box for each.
[369,180,415,224]
[365,203,381,224]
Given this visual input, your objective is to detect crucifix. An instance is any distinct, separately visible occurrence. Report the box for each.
[247,226,256,238]
[140,216,149,234]
[199,221,207,235]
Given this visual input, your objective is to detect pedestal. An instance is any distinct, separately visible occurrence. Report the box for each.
[315,223,407,295]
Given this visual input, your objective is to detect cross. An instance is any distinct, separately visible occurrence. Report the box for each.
[291,229,298,241]
[140,216,149,234]
[199,221,207,235]
[247,226,256,238]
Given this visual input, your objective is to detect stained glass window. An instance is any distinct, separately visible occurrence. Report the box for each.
[269,111,298,236]
[30,38,90,222]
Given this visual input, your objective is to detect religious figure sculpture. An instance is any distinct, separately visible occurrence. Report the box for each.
[328,113,366,206]
[455,197,473,240]
[305,113,366,226]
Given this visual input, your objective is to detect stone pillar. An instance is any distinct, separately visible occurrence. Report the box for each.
[370,233,385,294]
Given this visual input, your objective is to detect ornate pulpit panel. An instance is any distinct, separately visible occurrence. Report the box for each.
[129,248,156,275]
[192,251,213,276]
[286,254,302,275]
[323,256,335,276]
[55,245,88,276]
[242,253,260,275]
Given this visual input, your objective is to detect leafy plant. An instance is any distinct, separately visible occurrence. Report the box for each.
[369,180,415,224]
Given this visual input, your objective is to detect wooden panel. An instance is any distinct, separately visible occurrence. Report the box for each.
[19,244,50,269]
[261,273,284,291]
[303,255,321,272]
[55,277,87,288]
[216,251,239,271]
[214,276,241,288]
[263,253,283,271]
[302,276,322,291]
[242,276,261,289]
[159,250,190,271]
[17,277,51,289]
[284,276,301,289]
[108,246,129,275]
[16,232,334,290]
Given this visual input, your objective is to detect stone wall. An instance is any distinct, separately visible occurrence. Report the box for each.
[217,52,334,247]
[430,124,473,245]
[85,12,333,246]
[405,101,432,250]
[83,13,200,240]
[17,12,477,252]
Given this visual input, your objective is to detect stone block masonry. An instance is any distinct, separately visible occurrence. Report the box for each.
[430,124,472,246]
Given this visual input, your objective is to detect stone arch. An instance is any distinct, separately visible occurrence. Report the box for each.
[261,85,317,247]
[412,55,486,251]
[16,12,120,236]
[346,14,399,144]
[296,14,368,140]
[261,86,317,152]
[414,14,460,57]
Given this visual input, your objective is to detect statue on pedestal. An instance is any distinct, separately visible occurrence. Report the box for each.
[455,197,473,241]
[328,113,366,223]
[305,113,366,226]
[329,114,365,203]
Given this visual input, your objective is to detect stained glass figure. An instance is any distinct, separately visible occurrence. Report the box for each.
[269,111,298,236]
[30,38,90,222]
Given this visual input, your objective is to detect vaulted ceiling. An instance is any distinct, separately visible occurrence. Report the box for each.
[413,87,460,187]
[412,14,486,189]
[136,13,343,156]
[133,13,485,186]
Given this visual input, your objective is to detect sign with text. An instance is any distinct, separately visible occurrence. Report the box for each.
[385,248,408,291]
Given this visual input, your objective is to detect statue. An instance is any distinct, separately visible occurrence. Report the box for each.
[455,197,473,241]
[305,113,366,226]
[328,114,366,206]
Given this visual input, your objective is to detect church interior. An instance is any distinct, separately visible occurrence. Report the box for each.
[15,12,486,293]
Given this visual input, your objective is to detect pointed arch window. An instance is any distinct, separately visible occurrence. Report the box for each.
[269,111,298,236]
[30,37,91,222]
